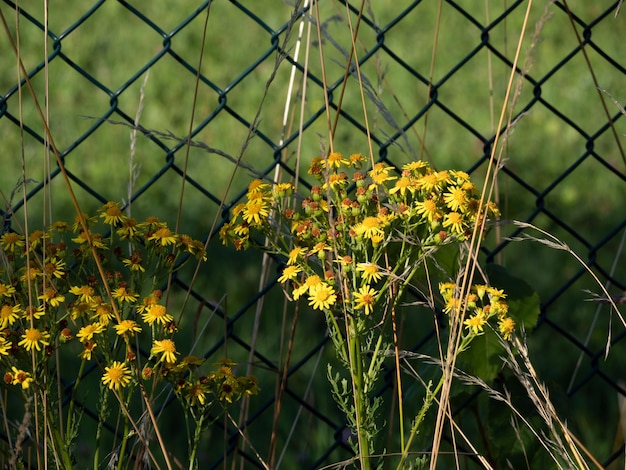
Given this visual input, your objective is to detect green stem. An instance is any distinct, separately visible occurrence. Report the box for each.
[116,413,131,470]
[349,317,371,470]
[188,411,206,470]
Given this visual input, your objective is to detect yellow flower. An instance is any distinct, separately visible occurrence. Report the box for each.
[463,311,487,335]
[308,283,337,311]
[148,227,178,246]
[142,304,173,326]
[117,218,141,240]
[442,212,465,235]
[0,232,25,252]
[91,302,114,325]
[114,319,142,337]
[292,275,322,300]
[10,367,33,389]
[277,265,301,284]
[368,163,396,185]
[70,302,93,320]
[80,341,97,361]
[99,201,128,225]
[415,199,441,223]
[43,257,66,279]
[38,288,65,307]
[389,176,415,198]
[353,285,377,316]
[187,381,209,406]
[242,200,270,225]
[353,217,384,240]
[443,187,468,212]
[498,317,515,340]
[71,230,107,249]
[287,247,307,265]
[101,361,132,391]
[0,283,16,299]
[247,179,270,193]
[151,339,178,363]
[0,304,21,329]
[69,285,95,304]
[76,323,105,343]
[18,328,51,352]
[111,287,138,303]
[0,337,11,355]
[28,230,48,251]
[122,251,146,272]
[402,160,429,174]
[356,263,383,284]
[325,152,349,169]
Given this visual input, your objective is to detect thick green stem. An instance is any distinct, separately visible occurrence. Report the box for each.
[188,412,206,470]
[349,317,371,470]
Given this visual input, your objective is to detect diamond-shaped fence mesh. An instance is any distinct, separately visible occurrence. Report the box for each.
[1,0,626,468]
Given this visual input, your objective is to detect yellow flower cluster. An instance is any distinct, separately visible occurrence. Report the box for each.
[221,153,501,319]
[0,202,256,407]
[440,282,515,340]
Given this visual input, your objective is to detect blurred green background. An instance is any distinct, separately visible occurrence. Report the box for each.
[1,0,626,468]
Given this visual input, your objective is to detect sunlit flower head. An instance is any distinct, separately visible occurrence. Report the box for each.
[114,319,142,337]
[277,265,301,284]
[442,212,465,235]
[356,263,383,284]
[18,328,50,352]
[443,187,468,213]
[151,339,178,364]
[498,316,515,340]
[464,310,487,335]
[287,247,307,265]
[101,361,132,391]
[76,323,105,343]
[353,285,377,316]
[69,285,95,304]
[292,275,322,300]
[415,199,442,224]
[308,283,337,311]
[326,152,349,169]
[38,288,65,308]
[10,367,33,389]
[142,304,173,326]
[242,200,270,225]
[353,217,384,241]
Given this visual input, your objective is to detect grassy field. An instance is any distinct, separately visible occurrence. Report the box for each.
[1,0,626,467]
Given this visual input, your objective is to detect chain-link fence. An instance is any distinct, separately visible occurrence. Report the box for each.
[1,0,626,468]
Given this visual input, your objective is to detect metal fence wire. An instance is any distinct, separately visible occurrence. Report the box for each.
[1,0,626,468]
